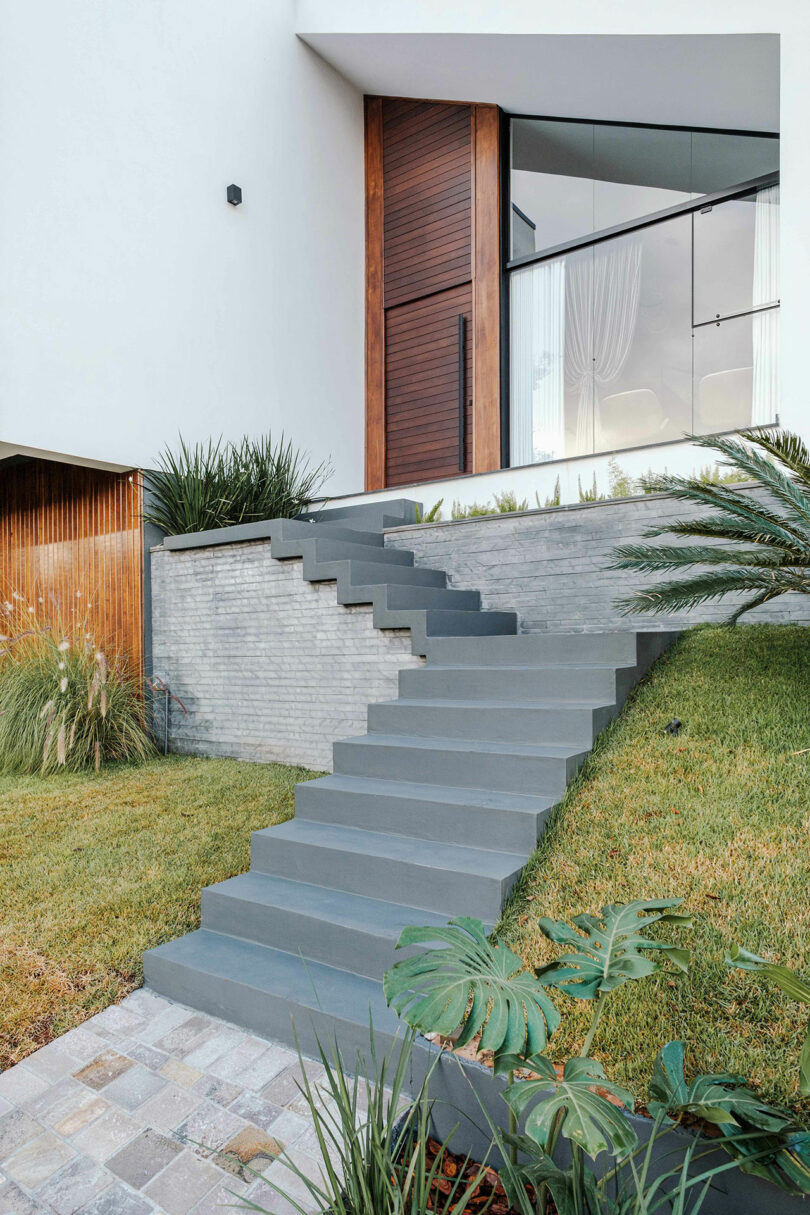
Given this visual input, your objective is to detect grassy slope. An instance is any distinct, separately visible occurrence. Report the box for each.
[500,624,810,1114]
[0,755,317,1069]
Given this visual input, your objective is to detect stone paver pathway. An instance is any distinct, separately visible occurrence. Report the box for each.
[0,990,329,1214]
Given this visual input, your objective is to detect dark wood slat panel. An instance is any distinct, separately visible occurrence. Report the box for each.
[0,459,144,673]
[385,283,472,485]
[382,99,472,312]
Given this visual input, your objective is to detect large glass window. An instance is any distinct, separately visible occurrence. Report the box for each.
[508,117,779,466]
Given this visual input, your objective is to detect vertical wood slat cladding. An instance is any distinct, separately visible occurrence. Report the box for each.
[0,460,144,673]
[365,98,501,489]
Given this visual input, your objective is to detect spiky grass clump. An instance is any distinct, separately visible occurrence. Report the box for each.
[0,596,153,775]
[142,433,332,536]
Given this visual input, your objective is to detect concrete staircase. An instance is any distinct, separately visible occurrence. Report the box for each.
[144,501,676,1062]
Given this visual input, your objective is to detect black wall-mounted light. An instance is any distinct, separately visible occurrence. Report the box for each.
[227,184,242,207]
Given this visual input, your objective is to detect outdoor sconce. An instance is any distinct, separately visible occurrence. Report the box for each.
[227,184,242,206]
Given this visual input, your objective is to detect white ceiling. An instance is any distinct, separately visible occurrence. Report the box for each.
[297,32,779,132]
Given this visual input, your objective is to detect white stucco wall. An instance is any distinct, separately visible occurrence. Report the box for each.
[0,0,365,494]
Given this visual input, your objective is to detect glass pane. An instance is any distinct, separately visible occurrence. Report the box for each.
[510,119,595,256]
[593,216,693,453]
[509,246,595,465]
[694,310,779,435]
[594,124,692,230]
[693,185,779,324]
[692,131,779,196]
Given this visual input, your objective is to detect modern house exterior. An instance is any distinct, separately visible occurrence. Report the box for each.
[0,3,799,659]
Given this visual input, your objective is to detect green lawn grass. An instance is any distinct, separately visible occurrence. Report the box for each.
[499,624,810,1114]
[0,755,318,1069]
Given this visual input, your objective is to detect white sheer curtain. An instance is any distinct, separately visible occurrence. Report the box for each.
[509,258,566,465]
[565,236,643,452]
[752,184,780,425]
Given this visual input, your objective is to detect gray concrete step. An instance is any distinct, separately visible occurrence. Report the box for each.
[333,732,588,796]
[201,871,456,980]
[305,537,415,566]
[144,929,402,1062]
[342,583,480,612]
[379,607,517,641]
[423,631,643,667]
[250,819,525,920]
[304,559,447,589]
[368,697,615,746]
[399,662,632,703]
[295,773,554,853]
[301,499,419,531]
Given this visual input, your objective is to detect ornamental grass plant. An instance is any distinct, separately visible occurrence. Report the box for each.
[0,592,153,774]
[142,432,332,535]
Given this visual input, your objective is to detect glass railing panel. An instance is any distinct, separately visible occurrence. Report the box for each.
[693,308,779,435]
[592,215,693,453]
[693,185,779,325]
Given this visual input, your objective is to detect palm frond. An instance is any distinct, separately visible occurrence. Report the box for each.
[741,427,810,487]
[686,432,810,532]
[649,515,810,559]
[639,473,810,551]
[617,567,809,619]
[610,544,787,573]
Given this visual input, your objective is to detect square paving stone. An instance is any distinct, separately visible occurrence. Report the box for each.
[227,1092,283,1134]
[0,1066,50,1107]
[173,1100,245,1159]
[80,1181,155,1215]
[101,1064,167,1112]
[153,1014,214,1056]
[48,1028,109,1065]
[3,1131,77,1189]
[138,1084,202,1134]
[207,1038,268,1084]
[91,1006,148,1037]
[22,1044,82,1085]
[144,1149,221,1214]
[0,1178,47,1214]
[191,1076,242,1108]
[234,1045,296,1093]
[52,1094,109,1139]
[107,1126,183,1188]
[70,1106,143,1162]
[217,1127,284,1185]
[122,1041,170,1071]
[74,1050,134,1091]
[0,1109,45,1162]
[34,1154,113,1214]
[181,1031,243,1072]
[122,989,174,1020]
[261,1062,325,1111]
[160,1059,202,1089]
[188,1176,250,1214]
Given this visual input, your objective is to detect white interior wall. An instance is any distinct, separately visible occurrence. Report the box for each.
[0,0,365,494]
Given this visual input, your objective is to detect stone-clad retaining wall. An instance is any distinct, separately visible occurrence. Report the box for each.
[150,539,422,771]
[385,487,810,634]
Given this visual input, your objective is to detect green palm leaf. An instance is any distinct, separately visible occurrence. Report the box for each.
[503,1056,637,1161]
[649,1040,810,1195]
[382,917,560,1060]
[611,428,810,622]
[727,945,810,1096]
[536,899,691,1000]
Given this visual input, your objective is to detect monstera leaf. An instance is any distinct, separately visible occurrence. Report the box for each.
[502,1056,637,1161]
[536,898,691,999]
[727,944,810,1096]
[382,917,560,1060]
[649,1040,810,1195]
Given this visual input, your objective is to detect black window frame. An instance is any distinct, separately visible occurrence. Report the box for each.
[499,112,780,469]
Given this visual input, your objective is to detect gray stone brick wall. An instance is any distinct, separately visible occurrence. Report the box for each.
[385,488,810,634]
[150,540,423,771]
